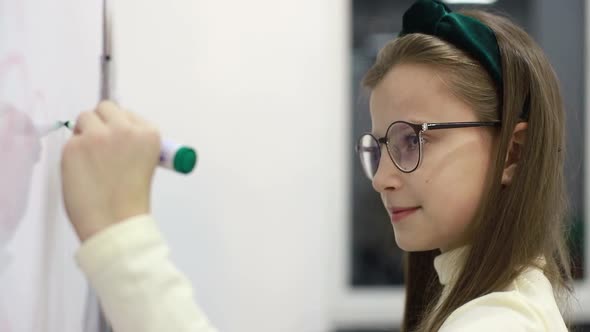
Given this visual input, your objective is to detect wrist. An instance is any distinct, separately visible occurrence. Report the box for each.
[74,208,149,242]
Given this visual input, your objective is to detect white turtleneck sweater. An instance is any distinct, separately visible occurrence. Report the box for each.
[75,215,568,331]
[433,247,568,331]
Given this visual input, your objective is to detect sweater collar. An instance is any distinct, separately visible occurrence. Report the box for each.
[433,246,470,285]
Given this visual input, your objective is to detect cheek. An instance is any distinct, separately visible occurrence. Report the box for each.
[428,155,488,209]
[419,140,491,245]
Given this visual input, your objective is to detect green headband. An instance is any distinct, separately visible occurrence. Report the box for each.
[399,0,511,115]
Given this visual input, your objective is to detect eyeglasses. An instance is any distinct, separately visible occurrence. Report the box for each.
[356,120,500,179]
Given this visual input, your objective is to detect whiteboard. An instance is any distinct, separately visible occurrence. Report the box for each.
[4,0,351,331]
[0,1,101,331]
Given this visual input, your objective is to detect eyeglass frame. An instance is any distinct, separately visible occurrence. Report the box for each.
[356,120,501,175]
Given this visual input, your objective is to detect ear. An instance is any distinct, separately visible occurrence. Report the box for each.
[501,122,528,185]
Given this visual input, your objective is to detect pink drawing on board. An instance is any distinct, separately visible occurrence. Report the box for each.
[0,53,45,249]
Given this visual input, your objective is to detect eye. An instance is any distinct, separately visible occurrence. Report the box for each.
[404,133,420,150]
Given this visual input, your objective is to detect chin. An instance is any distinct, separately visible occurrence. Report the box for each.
[394,235,438,252]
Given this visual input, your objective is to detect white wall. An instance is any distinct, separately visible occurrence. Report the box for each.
[114,1,350,331]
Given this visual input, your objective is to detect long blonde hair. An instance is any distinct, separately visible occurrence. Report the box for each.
[362,10,573,331]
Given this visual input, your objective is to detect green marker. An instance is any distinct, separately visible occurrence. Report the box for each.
[38,120,197,175]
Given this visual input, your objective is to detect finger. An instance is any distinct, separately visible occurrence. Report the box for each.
[74,111,105,135]
[125,110,152,127]
[95,100,129,127]
[125,111,160,135]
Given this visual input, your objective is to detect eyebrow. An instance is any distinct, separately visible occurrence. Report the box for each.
[370,117,443,136]
[370,117,424,136]
[406,117,428,124]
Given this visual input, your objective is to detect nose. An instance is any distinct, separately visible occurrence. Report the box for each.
[372,145,404,193]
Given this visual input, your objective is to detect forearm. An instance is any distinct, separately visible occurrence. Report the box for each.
[76,215,218,332]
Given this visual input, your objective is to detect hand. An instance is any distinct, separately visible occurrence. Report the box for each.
[61,101,161,242]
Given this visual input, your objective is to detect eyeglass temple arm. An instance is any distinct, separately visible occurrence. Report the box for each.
[423,121,501,131]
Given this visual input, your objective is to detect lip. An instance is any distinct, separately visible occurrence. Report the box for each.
[388,206,420,223]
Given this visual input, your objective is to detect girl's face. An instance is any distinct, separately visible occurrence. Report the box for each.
[369,63,495,252]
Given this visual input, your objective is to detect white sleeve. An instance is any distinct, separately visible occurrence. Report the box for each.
[75,214,218,332]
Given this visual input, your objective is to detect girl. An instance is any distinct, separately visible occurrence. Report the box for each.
[62,0,573,331]
[356,0,573,330]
